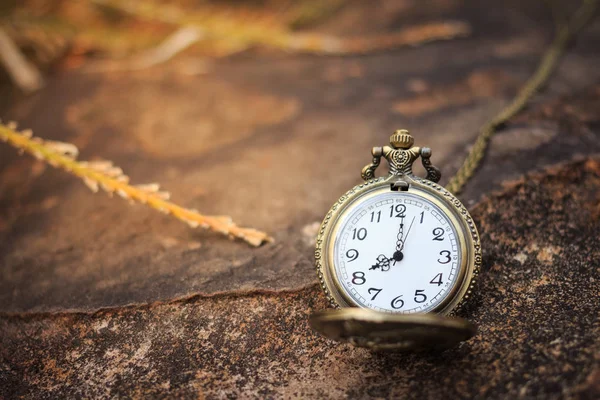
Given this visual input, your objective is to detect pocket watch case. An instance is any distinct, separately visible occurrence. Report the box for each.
[310,130,480,351]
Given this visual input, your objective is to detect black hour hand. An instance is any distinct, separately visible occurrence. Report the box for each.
[370,254,391,271]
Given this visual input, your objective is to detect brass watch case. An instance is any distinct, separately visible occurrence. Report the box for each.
[310,308,477,352]
[314,174,481,316]
[312,130,482,351]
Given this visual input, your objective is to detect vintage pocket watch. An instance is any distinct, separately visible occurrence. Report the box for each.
[310,129,481,351]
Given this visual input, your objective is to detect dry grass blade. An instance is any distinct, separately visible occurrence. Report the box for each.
[0,122,272,247]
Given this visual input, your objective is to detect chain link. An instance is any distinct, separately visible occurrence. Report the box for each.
[446,0,599,195]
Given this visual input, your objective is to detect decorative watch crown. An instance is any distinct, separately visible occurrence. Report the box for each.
[361,128,441,183]
[390,129,414,149]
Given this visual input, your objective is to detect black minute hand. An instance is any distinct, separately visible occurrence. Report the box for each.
[395,215,404,252]
[392,215,405,264]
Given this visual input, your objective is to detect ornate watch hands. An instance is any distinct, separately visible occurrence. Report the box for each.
[390,214,409,264]
[394,214,405,257]
[371,214,410,272]
[402,217,416,251]
[371,215,416,272]
[393,217,415,265]
[370,254,391,271]
[394,216,415,264]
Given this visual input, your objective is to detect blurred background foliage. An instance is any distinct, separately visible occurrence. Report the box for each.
[0,0,470,93]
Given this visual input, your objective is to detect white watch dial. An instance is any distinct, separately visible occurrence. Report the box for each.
[333,191,462,313]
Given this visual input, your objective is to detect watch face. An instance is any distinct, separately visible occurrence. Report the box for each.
[332,191,462,313]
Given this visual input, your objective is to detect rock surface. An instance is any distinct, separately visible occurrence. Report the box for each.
[2,158,600,398]
[1,0,600,398]
[0,0,599,313]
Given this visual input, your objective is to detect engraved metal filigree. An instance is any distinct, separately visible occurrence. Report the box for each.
[361,129,441,183]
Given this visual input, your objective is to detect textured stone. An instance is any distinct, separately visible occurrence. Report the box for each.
[1,0,600,313]
[1,0,600,397]
[1,158,600,398]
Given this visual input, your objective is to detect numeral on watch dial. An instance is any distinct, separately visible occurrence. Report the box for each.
[414,289,427,303]
[430,273,443,286]
[391,295,404,309]
[368,288,382,300]
[352,271,366,285]
[438,250,451,264]
[352,228,367,240]
[345,249,359,262]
